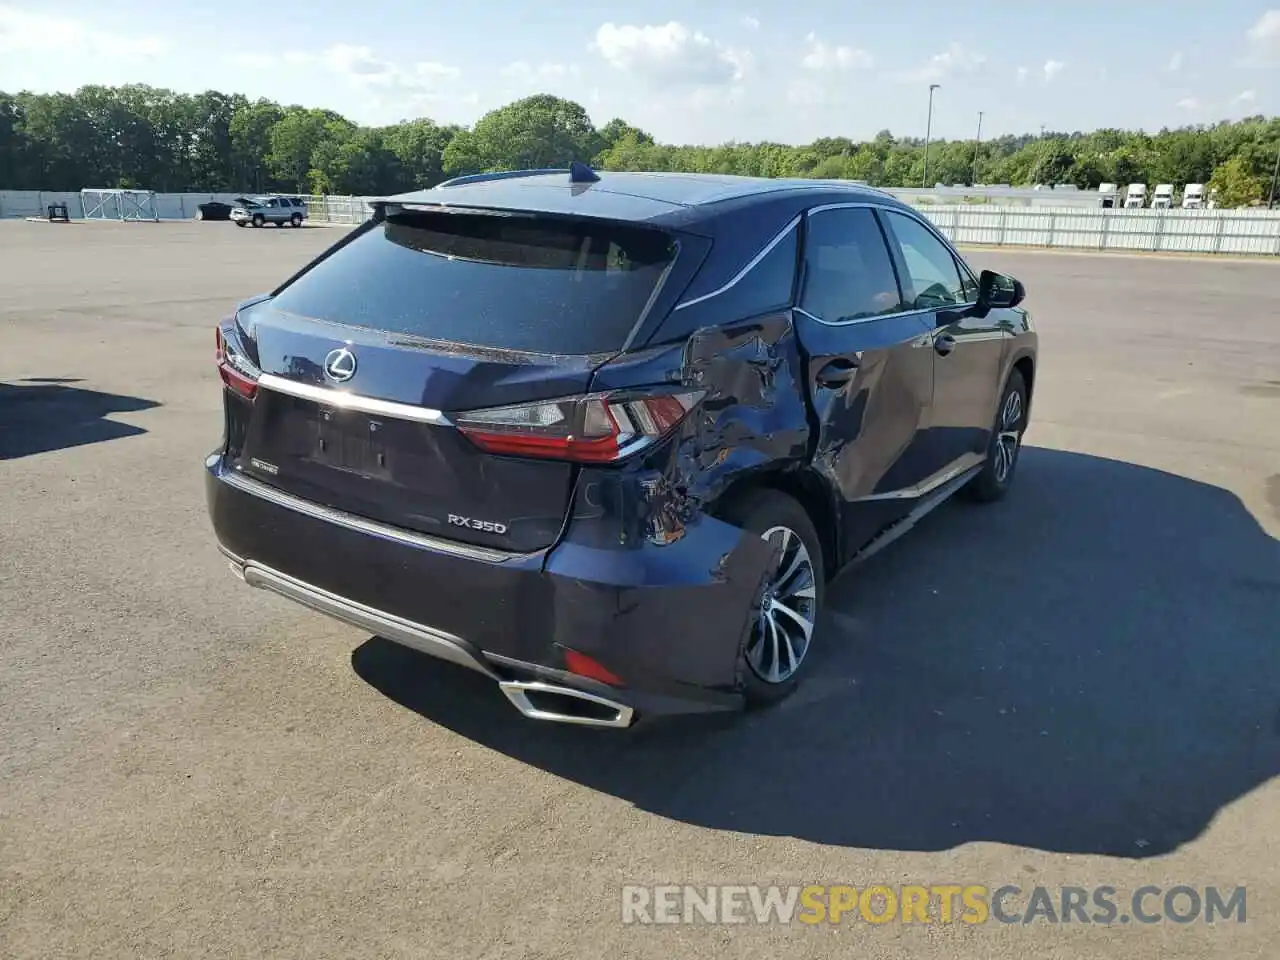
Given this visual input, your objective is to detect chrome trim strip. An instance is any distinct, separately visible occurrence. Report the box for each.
[807,200,883,215]
[795,304,935,328]
[216,466,523,563]
[257,374,452,425]
[498,680,635,729]
[851,452,987,502]
[794,301,986,329]
[674,215,801,311]
[241,561,498,678]
[852,463,984,565]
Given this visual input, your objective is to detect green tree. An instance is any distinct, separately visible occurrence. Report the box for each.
[230,99,283,192]
[441,94,602,175]
[381,119,459,189]
[2,81,1277,199]
[597,118,653,151]
[1208,155,1264,208]
[267,107,353,191]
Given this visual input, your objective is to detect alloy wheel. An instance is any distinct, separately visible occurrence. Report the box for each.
[993,388,1023,484]
[745,525,818,684]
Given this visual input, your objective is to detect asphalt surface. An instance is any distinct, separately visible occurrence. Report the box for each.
[2,220,1278,959]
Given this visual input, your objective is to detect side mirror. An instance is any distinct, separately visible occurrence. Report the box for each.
[978,270,1025,310]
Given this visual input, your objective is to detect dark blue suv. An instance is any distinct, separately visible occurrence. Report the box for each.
[207,165,1037,728]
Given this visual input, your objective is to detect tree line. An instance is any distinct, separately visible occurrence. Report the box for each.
[2,85,1277,207]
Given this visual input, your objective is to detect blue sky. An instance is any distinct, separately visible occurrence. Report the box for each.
[1,1,1276,144]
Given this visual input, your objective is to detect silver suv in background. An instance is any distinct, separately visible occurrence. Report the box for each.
[232,196,308,228]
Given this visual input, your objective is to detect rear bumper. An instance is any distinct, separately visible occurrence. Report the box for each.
[206,455,756,725]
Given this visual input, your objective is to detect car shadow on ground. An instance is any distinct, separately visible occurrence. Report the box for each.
[352,447,1280,859]
[0,379,159,459]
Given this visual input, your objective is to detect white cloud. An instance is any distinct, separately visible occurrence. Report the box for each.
[1176,97,1200,110]
[1015,65,1029,85]
[233,43,467,118]
[322,44,459,90]
[801,33,872,70]
[742,15,761,30]
[592,22,749,86]
[1246,9,1280,62]
[227,52,275,70]
[898,42,986,82]
[0,5,167,58]
[1233,88,1258,103]
[1166,50,1184,72]
[501,61,581,83]
[1043,59,1065,82]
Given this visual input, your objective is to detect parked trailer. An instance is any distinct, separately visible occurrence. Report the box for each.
[1124,183,1148,208]
[1151,184,1174,209]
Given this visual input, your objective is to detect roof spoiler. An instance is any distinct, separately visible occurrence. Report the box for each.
[434,162,601,189]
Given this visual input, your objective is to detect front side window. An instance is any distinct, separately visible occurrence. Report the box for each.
[882,211,967,309]
[799,207,905,322]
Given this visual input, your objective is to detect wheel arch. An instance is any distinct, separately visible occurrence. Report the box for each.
[710,464,842,580]
[1009,350,1036,417]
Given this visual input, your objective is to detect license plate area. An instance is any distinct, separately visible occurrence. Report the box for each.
[315,406,388,476]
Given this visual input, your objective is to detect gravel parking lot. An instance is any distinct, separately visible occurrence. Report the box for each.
[2,220,1278,960]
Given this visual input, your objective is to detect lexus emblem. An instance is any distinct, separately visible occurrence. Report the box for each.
[323,347,357,383]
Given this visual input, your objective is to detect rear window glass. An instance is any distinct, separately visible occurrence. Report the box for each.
[270,210,678,355]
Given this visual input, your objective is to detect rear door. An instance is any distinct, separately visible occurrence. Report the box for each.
[790,205,939,558]
[878,209,1007,477]
[221,208,683,553]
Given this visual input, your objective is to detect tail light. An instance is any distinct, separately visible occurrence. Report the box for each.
[454,390,703,464]
[215,325,260,400]
[562,648,624,686]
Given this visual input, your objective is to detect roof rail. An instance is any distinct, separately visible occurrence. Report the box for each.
[435,168,570,188]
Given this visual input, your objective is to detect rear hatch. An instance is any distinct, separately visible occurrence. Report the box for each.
[218,205,688,553]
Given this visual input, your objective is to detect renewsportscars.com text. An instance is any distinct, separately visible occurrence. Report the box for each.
[621,884,1247,926]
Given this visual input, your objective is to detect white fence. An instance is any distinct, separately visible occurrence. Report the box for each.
[0,190,253,221]
[912,204,1280,256]
[4,188,1279,256]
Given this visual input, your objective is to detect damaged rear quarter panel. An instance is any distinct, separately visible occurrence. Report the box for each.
[543,312,813,692]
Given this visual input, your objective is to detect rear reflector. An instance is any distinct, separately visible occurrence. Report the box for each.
[562,648,624,686]
[454,390,702,464]
[216,325,261,400]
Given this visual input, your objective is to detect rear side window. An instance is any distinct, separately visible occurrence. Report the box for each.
[271,211,678,354]
[800,208,905,322]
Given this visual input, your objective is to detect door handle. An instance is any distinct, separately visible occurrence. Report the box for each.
[815,357,860,388]
[934,334,957,357]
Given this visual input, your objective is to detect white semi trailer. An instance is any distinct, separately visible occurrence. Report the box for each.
[1150,184,1174,209]
[1123,183,1147,208]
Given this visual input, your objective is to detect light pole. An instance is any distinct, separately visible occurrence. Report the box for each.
[922,84,940,188]
[971,110,984,186]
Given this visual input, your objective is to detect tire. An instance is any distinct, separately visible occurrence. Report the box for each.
[718,489,825,707]
[962,368,1028,503]
[251,214,264,228]
[290,213,303,227]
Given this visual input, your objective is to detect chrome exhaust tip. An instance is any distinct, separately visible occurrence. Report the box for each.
[498,680,635,729]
